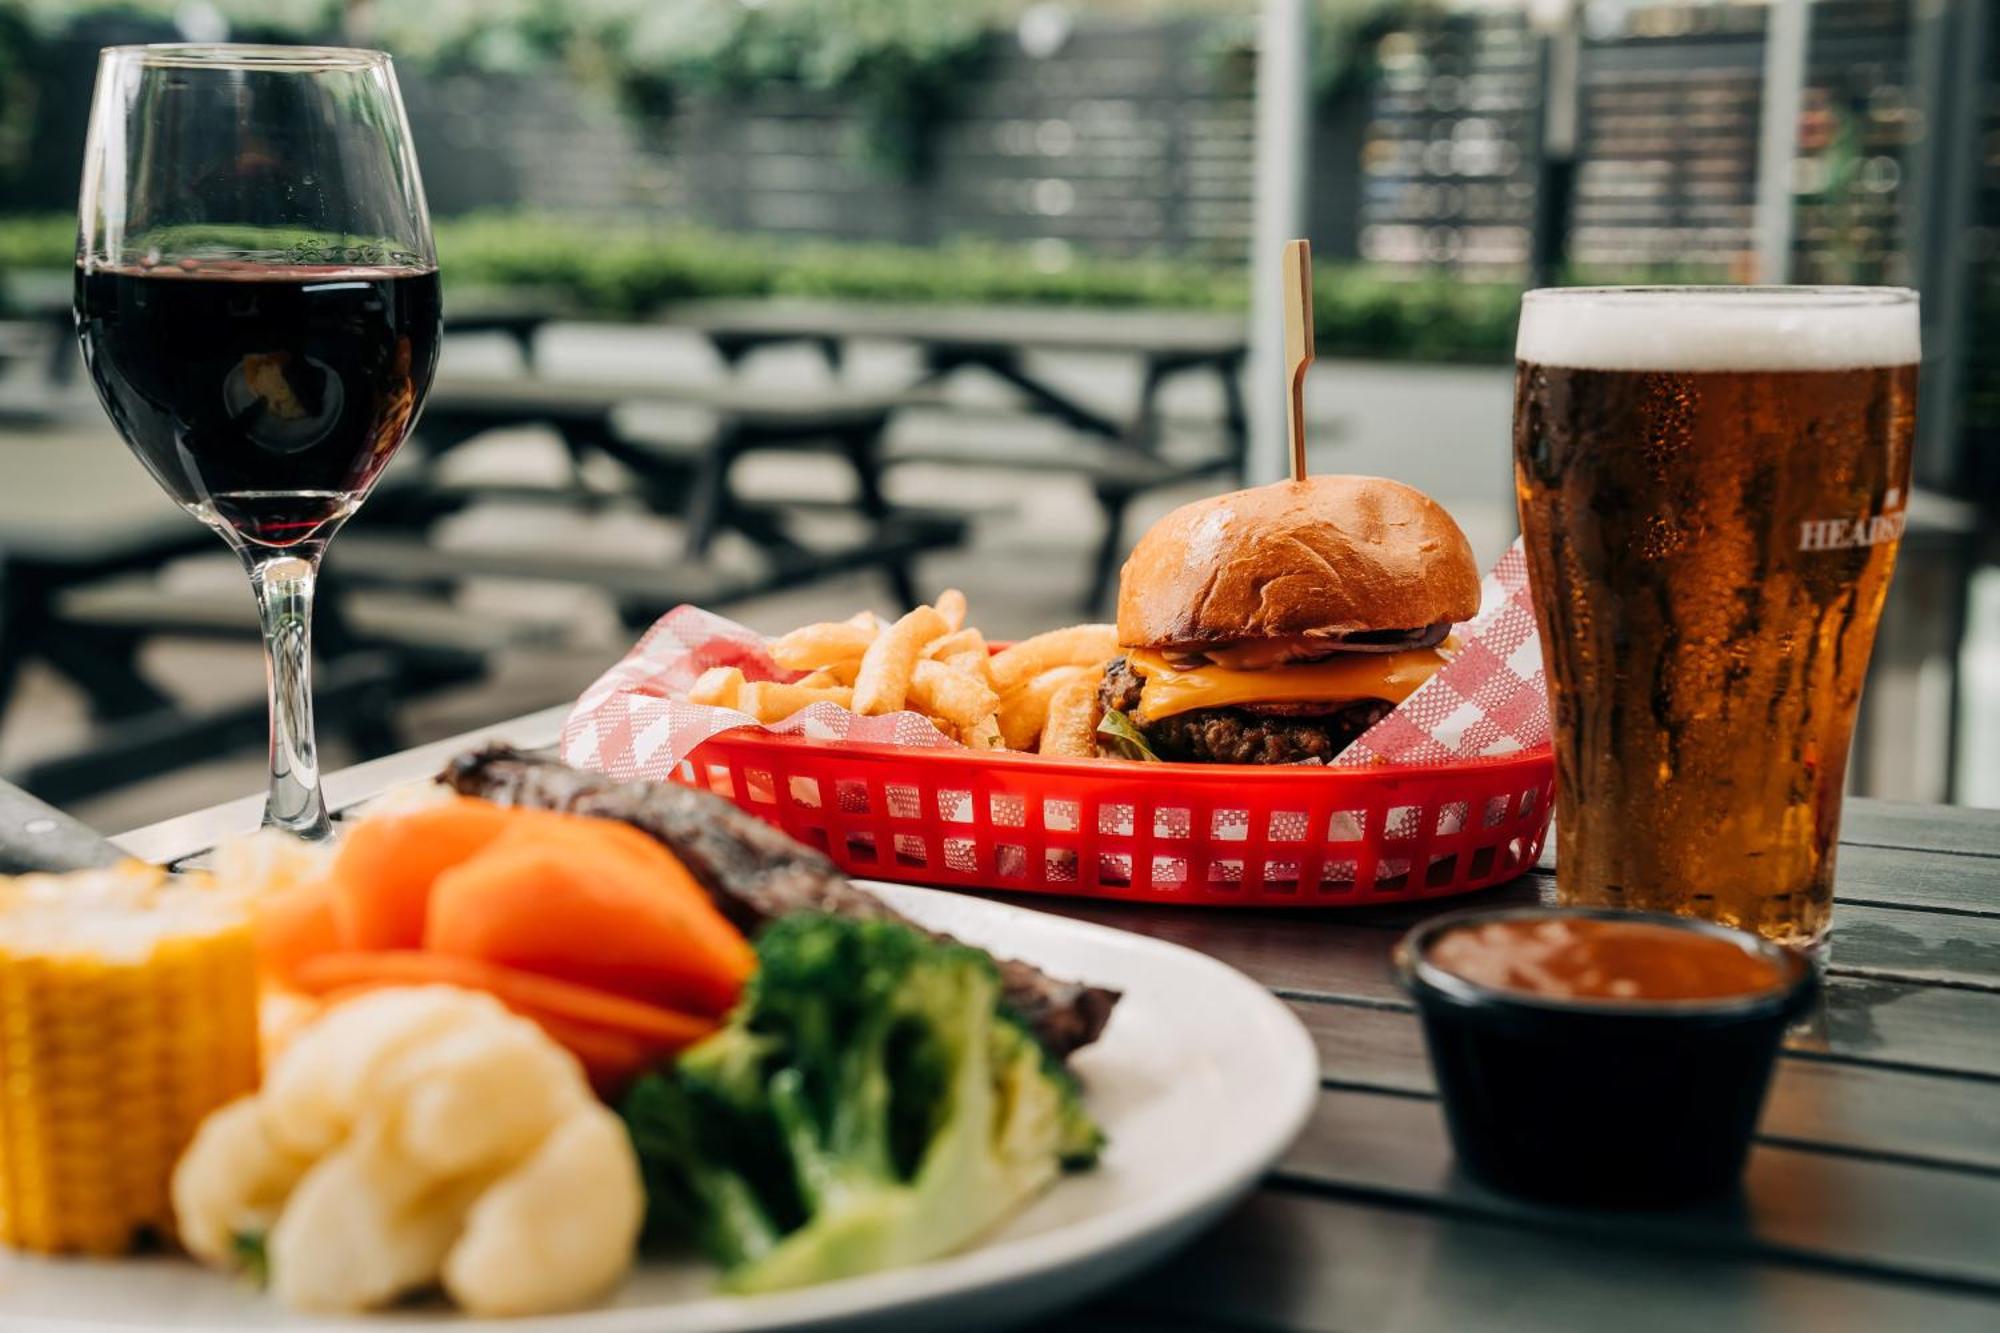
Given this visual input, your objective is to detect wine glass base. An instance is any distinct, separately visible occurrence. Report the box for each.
[263,801,333,843]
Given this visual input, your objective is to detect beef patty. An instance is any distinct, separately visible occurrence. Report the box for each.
[1099,657,1393,765]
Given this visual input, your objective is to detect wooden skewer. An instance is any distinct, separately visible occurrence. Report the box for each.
[1281,238,1315,484]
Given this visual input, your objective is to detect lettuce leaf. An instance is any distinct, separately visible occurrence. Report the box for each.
[1095,709,1162,762]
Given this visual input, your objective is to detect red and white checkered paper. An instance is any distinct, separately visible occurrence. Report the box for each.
[561,539,1547,778]
[1335,538,1547,764]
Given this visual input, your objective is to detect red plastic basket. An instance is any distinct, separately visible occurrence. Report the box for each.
[671,732,1555,907]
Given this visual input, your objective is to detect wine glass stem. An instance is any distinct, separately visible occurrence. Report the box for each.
[246,549,331,841]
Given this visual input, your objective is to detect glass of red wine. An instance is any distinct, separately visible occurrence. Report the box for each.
[75,45,441,840]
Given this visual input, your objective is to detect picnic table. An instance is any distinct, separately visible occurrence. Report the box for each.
[439,295,1249,462]
[432,296,1250,610]
[115,709,2000,1333]
[669,299,1249,448]
[416,370,966,613]
[663,301,1250,610]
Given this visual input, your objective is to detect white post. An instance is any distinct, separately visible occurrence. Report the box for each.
[1247,0,1312,485]
[1753,0,1811,283]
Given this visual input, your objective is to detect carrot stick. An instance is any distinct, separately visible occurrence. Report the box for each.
[309,977,674,1093]
[525,1013,660,1095]
[327,799,519,950]
[425,816,754,1016]
[289,950,716,1047]
[254,880,343,985]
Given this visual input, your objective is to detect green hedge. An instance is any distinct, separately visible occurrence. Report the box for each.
[1,213,1518,363]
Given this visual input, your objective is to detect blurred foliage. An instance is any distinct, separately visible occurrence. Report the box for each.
[1793,98,1874,286]
[0,0,1006,177]
[0,4,32,189]
[3,1,1430,176]
[0,211,1517,362]
[605,0,1001,176]
[438,213,1250,313]
[1208,0,1434,103]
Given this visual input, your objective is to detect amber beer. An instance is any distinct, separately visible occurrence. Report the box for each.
[1512,288,1919,946]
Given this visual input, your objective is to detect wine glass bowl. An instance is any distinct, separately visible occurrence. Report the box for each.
[74,45,441,838]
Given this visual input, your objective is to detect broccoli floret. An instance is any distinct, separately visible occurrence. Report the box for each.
[621,914,1103,1292]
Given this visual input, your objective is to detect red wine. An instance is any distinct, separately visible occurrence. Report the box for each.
[75,264,442,547]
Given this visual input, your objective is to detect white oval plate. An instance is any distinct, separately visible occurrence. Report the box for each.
[0,883,1318,1332]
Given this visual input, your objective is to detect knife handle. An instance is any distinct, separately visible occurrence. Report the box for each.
[0,779,127,874]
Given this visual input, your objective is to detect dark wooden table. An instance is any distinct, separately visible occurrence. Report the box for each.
[1035,797,2000,1332]
[115,716,2000,1332]
[665,299,1249,451]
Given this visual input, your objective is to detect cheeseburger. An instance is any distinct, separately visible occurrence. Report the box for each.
[1099,475,1479,764]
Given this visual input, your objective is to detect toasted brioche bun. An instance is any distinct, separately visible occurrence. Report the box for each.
[1116,475,1480,649]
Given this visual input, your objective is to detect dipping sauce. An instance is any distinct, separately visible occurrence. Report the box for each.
[1427,915,1785,1002]
[1399,907,1814,1206]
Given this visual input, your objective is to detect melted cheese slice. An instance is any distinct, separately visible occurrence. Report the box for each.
[1129,644,1451,722]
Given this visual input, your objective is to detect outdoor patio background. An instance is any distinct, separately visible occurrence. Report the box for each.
[0,0,1992,827]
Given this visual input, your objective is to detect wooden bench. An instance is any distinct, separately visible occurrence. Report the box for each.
[886,433,1236,610]
[329,510,965,631]
[416,372,961,608]
[0,471,485,802]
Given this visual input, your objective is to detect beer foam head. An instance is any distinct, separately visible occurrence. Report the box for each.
[1516,287,1919,371]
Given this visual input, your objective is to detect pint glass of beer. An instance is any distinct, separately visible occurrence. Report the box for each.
[1513,288,1919,946]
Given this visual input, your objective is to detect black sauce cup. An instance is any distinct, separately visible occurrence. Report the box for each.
[1394,907,1817,1208]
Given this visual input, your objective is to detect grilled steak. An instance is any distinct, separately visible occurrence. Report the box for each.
[443,746,1119,1058]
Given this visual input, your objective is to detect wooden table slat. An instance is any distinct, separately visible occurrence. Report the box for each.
[1822,901,2000,990]
[1039,897,2000,1080]
[1318,851,2000,931]
[1073,1189,2000,1333]
[1842,799,2000,861]
[1824,843,2000,918]
[1280,1089,2000,1292]
[1163,872,2000,992]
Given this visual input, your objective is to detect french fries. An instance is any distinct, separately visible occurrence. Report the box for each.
[771,622,875,671]
[690,667,851,722]
[990,625,1119,692]
[1040,667,1107,759]
[923,627,986,661]
[795,663,858,689]
[962,715,1005,750]
[935,588,968,633]
[943,649,995,690]
[909,660,1000,740]
[999,665,1088,751]
[853,605,950,715]
[738,682,853,722]
[688,666,746,709]
[700,590,1119,756]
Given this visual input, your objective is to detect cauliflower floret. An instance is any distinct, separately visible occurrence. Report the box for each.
[269,1123,488,1312]
[171,1096,314,1266]
[259,986,503,1157]
[391,1015,591,1176]
[443,1104,646,1316]
[173,984,643,1316]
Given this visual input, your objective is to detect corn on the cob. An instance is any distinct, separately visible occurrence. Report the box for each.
[0,863,259,1255]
